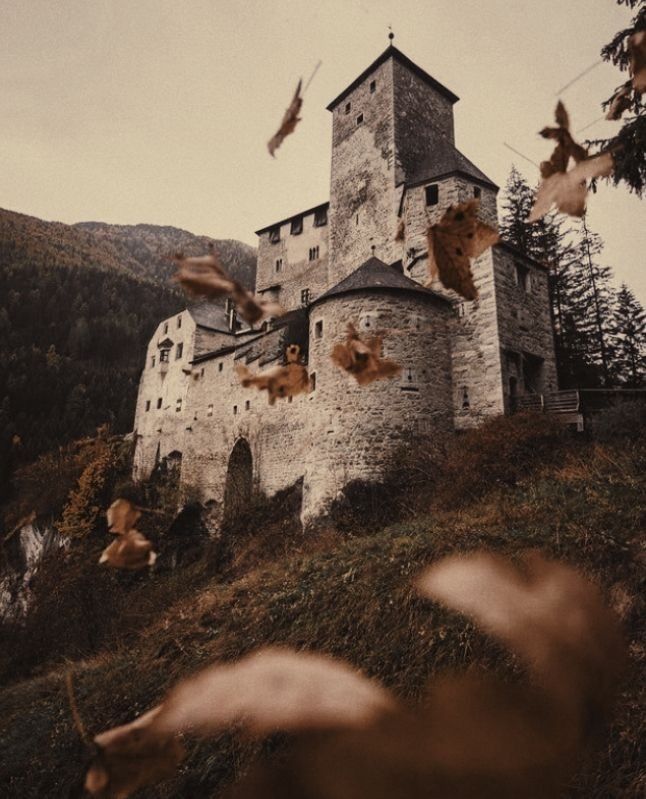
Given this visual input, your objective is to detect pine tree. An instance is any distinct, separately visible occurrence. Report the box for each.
[610,284,646,385]
[592,1,646,195]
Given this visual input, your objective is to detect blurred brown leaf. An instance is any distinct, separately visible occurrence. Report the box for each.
[528,151,614,222]
[629,30,646,93]
[426,199,499,300]
[331,323,401,385]
[237,345,311,404]
[268,79,303,157]
[85,706,185,799]
[154,647,396,738]
[99,529,157,571]
[106,499,141,535]
[539,101,588,168]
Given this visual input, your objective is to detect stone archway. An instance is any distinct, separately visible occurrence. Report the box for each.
[223,438,253,522]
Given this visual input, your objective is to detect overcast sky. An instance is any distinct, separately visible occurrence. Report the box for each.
[2,0,644,301]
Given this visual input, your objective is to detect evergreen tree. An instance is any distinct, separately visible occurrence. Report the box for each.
[610,284,646,384]
[592,1,646,195]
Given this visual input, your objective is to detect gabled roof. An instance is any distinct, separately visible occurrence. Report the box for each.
[187,302,230,331]
[405,136,498,190]
[255,202,329,236]
[313,257,450,305]
[327,44,459,112]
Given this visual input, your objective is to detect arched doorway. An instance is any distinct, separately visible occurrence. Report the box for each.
[223,438,253,522]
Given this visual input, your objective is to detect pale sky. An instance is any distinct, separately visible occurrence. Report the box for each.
[2,0,644,301]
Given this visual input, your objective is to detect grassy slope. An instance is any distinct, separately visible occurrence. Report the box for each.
[0,430,644,798]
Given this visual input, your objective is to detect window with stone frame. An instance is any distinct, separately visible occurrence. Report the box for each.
[160,349,170,363]
[301,288,311,306]
[290,216,303,235]
[425,184,439,206]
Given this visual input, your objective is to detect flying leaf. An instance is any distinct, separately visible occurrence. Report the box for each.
[331,323,401,385]
[237,345,311,404]
[267,79,303,157]
[99,529,157,571]
[629,30,646,94]
[426,199,499,300]
[528,151,614,222]
[416,552,624,711]
[539,101,588,168]
[605,81,633,120]
[154,647,396,737]
[106,499,141,535]
[85,706,185,799]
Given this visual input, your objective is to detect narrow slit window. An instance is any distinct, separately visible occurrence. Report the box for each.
[275,258,283,273]
[315,320,323,339]
[177,314,182,328]
[462,386,470,410]
[145,400,151,412]
[175,398,182,413]
[218,362,223,372]
[370,79,376,93]
[310,372,316,390]
[308,246,320,262]
[157,397,162,409]
[344,102,351,114]
[163,322,168,334]
[175,342,183,359]
[233,405,238,415]
[207,404,213,417]
[245,400,250,410]
[151,355,156,368]
[356,113,364,125]
[425,184,439,206]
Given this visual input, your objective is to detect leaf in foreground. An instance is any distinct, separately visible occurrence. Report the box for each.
[331,323,401,385]
[106,499,141,535]
[267,79,303,157]
[85,707,185,799]
[237,344,311,404]
[426,199,499,300]
[99,529,157,570]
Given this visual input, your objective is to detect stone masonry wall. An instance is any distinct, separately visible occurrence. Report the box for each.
[303,290,453,525]
[328,59,400,280]
[256,209,330,310]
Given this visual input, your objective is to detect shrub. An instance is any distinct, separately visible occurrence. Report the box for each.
[591,400,646,443]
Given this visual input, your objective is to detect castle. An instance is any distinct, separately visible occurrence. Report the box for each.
[132,43,558,530]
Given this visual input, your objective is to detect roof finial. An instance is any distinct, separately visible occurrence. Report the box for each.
[388,25,394,43]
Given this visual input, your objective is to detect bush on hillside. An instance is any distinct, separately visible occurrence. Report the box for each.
[591,400,646,443]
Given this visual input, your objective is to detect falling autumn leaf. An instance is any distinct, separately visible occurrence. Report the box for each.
[606,80,633,120]
[99,529,157,571]
[154,647,396,737]
[106,499,141,535]
[267,79,303,157]
[426,199,499,300]
[331,323,401,386]
[237,345,311,404]
[528,151,614,222]
[85,706,185,799]
[629,30,646,94]
[539,101,588,169]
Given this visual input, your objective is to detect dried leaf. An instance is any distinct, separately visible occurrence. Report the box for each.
[99,529,157,571]
[416,552,624,712]
[267,79,303,157]
[539,101,588,167]
[629,30,646,94]
[106,499,141,535]
[606,81,633,120]
[426,199,499,300]
[86,706,185,799]
[154,647,395,737]
[331,324,401,385]
[237,345,311,404]
[528,151,614,222]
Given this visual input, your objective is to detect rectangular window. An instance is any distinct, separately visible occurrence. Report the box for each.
[268,226,280,243]
[245,400,250,410]
[200,368,205,377]
[175,342,183,359]
[207,404,213,416]
[515,264,531,293]
[356,113,364,125]
[315,320,323,339]
[176,398,182,413]
[370,79,376,93]
[275,258,283,273]
[461,386,470,410]
[145,400,151,412]
[233,405,238,415]
[425,184,439,206]
[177,314,182,328]
[344,101,351,114]
[473,186,482,199]
[314,207,328,227]
[160,349,169,363]
[301,288,311,306]
[163,322,168,334]
[218,362,223,372]
[290,216,303,235]
[310,372,316,390]
[151,355,156,368]
[308,246,320,262]
[157,397,162,409]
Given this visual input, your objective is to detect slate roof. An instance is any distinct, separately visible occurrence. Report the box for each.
[313,257,450,305]
[326,45,458,111]
[187,301,254,333]
[405,136,498,190]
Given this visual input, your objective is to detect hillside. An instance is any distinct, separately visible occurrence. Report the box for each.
[0,413,643,798]
[0,208,256,485]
